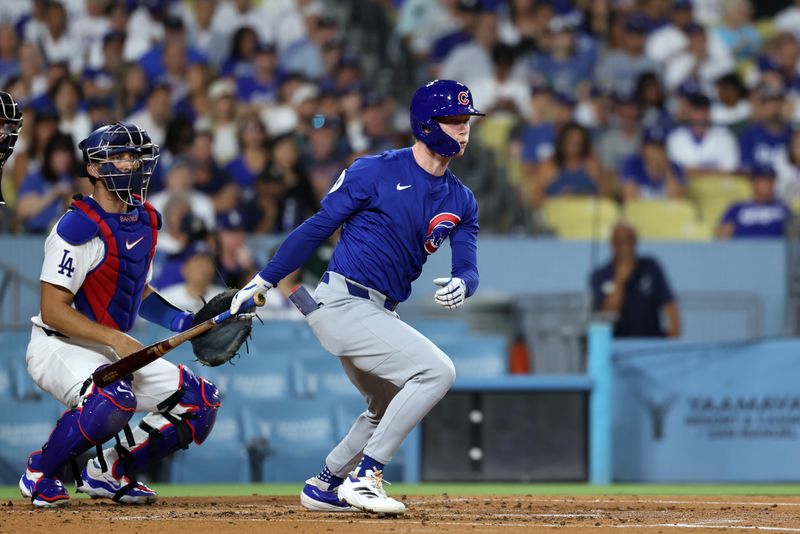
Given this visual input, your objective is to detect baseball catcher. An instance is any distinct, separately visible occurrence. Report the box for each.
[18,121,246,508]
[0,91,23,204]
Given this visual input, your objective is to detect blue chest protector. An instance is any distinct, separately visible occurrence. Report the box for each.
[56,195,161,332]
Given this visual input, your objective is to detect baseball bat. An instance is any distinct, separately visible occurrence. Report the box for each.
[92,293,266,387]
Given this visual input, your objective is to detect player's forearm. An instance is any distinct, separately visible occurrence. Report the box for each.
[260,208,340,284]
[41,302,123,348]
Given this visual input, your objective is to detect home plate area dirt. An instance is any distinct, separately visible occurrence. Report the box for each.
[3,495,800,533]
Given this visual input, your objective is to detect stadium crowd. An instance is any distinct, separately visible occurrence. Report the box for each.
[0,0,799,293]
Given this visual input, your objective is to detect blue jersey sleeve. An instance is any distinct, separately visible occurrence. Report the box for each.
[449,190,479,297]
[259,166,372,285]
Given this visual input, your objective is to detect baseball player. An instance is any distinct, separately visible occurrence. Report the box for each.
[19,121,221,507]
[230,80,482,514]
[0,91,23,204]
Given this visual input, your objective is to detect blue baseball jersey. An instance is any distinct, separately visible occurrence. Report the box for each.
[261,147,479,302]
[721,200,791,238]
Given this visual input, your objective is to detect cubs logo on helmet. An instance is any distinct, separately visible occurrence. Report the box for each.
[425,212,461,254]
[457,91,470,105]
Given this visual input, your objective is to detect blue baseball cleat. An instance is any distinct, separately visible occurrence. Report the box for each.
[300,477,353,512]
[76,457,157,504]
[19,452,70,508]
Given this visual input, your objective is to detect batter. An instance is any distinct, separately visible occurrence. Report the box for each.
[230,80,482,514]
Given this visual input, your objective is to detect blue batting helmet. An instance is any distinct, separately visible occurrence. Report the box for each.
[410,80,484,157]
[79,121,160,206]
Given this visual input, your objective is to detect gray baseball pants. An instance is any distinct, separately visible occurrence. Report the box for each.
[307,272,456,476]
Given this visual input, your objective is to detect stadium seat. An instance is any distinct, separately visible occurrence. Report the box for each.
[541,197,620,240]
[0,398,62,484]
[200,353,308,401]
[623,199,709,240]
[475,114,517,165]
[169,406,250,483]
[301,356,360,398]
[687,175,750,225]
[438,335,508,378]
[241,398,337,482]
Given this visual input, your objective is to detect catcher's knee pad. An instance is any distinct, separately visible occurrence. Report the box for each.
[37,375,136,477]
[107,366,219,478]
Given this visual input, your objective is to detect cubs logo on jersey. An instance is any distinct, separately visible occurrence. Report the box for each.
[425,212,461,254]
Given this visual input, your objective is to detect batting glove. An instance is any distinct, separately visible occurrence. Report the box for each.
[230,273,272,314]
[433,277,467,310]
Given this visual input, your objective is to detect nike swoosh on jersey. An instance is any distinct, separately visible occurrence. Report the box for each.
[125,236,145,250]
[396,183,412,191]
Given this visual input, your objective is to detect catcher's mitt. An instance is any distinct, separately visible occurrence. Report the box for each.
[190,289,253,366]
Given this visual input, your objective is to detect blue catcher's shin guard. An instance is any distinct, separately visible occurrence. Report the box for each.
[106,366,220,480]
[38,375,136,478]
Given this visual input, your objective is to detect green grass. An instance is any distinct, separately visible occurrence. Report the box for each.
[4,483,800,500]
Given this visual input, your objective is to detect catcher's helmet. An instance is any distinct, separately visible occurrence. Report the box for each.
[409,80,484,157]
[79,121,160,206]
[0,91,22,164]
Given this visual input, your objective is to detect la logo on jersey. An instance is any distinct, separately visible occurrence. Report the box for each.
[425,212,461,254]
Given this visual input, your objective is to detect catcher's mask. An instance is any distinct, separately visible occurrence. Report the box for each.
[79,121,160,207]
[0,91,22,164]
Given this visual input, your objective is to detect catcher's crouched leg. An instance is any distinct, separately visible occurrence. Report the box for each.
[81,365,220,502]
[20,374,136,506]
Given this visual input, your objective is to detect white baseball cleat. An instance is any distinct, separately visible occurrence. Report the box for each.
[337,469,406,515]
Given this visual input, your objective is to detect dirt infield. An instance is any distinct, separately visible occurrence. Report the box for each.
[3,494,800,533]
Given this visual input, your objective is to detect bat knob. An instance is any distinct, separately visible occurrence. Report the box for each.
[254,293,267,306]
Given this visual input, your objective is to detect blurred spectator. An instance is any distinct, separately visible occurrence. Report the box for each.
[119,63,149,116]
[304,114,350,203]
[215,208,257,288]
[82,30,127,100]
[189,129,239,215]
[148,158,216,253]
[220,25,260,78]
[173,61,212,121]
[717,164,791,238]
[0,24,20,87]
[262,132,317,233]
[123,0,167,62]
[738,84,792,174]
[225,115,271,230]
[74,0,112,72]
[235,42,280,106]
[86,95,115,131]
[496,0,539,49]
[620,126,686,201]
[776,129,800,202]
[574,83,610,132]
[590,222,681,338]
[52,77,91,149]
[467,43,531,118]
[664,23,735,93]
[126,82,171,147]
[200,78,239,165]
[711,0,761,62]
[510,86,573,172]
[10,107,59,188]
[775,0,800,40]
[527,15,595,97]
[34,1,82,73]
[158,241,226,312]
[530,122,601,207]
[346,93,396,156]
[711,72,751,130]
[181,0,227,66]
[441,10,509,92]
[280,5,338,81]
[666,92,740,177]
[397,0,460,60]
[634,71,673,132]
[595,14,658,96]
[646,0,702,65]
[596,91,642,182]
[18,42,47,101]
[16,132,78,234]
